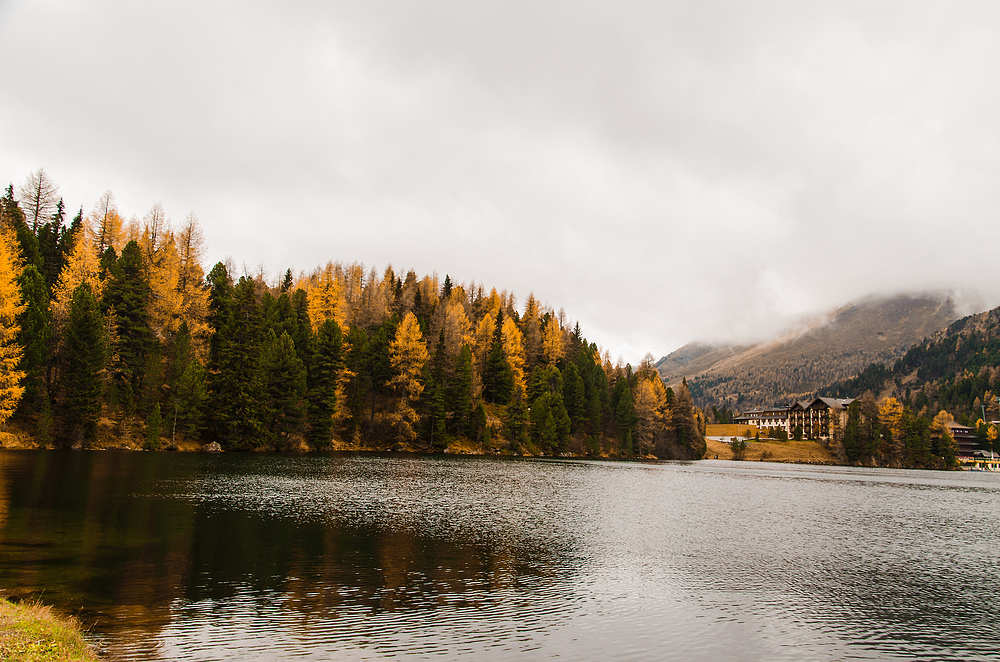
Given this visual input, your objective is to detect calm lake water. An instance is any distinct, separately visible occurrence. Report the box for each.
[0,451,998,661]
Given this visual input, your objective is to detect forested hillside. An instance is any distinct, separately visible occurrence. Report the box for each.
[822,305,1000,428]
[0,169,705,460]
[659,294,961,409]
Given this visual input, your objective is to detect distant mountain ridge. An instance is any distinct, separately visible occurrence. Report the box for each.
[657,292,969,409]
[820,302,1000,424]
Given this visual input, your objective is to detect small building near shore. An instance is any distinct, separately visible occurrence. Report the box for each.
[734,407,791,434]
[946,420,984,458]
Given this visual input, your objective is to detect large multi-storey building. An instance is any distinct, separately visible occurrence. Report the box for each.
[734,397,856,440]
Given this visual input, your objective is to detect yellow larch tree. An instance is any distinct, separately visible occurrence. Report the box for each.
[542,316,564,365]
[175,213,210,357]
[121,213,142,246]
[930,409,954,437]
[141,205,184,340]
[307,263,347,332]
[342,263,365,326]
[878,396,905,460]
[51,227,103,323]
[355,267,392,330]
[90,190,124,255]
[480,288,501,317]
[434,295,472,357]
[931,409,959,462]
[501,316,527,399]
[521,293,542,367]
[388,312,428,443]
[878,397,904,440]
[633,377,666,457]
[0,229,25,425]
[472,309,497,370]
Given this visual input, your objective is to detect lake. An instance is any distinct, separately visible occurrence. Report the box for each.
[0,450,998,660]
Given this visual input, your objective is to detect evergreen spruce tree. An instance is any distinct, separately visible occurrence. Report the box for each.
[308,318,343,448]
[529,392,552,450]
[504,397,529,450]
[450,344,474,435]
[16,264,50,411]
[671,379,705,459]
[164,321,206,441]
[290,288,312,366]
[343,325,369,436]
[562,362,586,431]
[145,402,163,449]
[209,276,266,449]
[262,329,308,445]
[426,330,449,450]
[64,283,106,443]
[103,241,152,416]
[482,310,513,404]
[174,356,207,441]
[843,401,862,463]
[615,380,636,455]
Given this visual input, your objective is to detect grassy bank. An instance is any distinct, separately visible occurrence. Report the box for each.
[706,437,837,464]
[0,598,98,662]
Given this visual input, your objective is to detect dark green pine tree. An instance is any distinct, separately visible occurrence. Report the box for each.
[903,410,933,469]
[279,268,293,293]
[36,200,70,295]
[589,363,608,438]
[103,241,153,416]
[843,400,862,463]
[210,276,266,449]
[449,344,474,435]
[308,318,343,448]
[529,392,552,449]
[262,330,308,445]
[426,331,449,450]
[13,220,42,273]
[343,325,369,436]
[614,378,636,455]
[167,321,207,441]
[145,402,163,449]
[671,379,705,459]
[63,282,107,443]
[264,291,298,341]
[482,311,513,404]
[562,362,586,432]
[16,264,51,412]
[504,397,529,449]
[290,288,313,367]
[551,395,572,451]
[0,185,24,228]
[469,401,488,446]
[98,246,118,281]
[206,262,234,371]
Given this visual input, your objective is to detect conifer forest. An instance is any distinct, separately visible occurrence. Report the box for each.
[0,169,706,459]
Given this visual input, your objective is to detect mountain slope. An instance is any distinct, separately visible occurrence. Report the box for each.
[657,292,964,408]
[821,304,1000,424]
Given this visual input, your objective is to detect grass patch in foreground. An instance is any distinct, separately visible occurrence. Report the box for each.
[0,597,97,662]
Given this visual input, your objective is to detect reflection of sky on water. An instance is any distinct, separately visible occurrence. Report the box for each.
[1,452,999,661]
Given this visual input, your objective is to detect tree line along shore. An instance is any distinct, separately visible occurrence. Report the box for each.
[0,169,706,460]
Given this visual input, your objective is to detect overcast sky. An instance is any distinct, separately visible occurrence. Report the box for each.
[2,1,1000,364]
